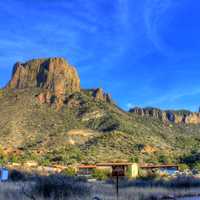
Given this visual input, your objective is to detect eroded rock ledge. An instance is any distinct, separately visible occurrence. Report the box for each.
[130,107,200,124]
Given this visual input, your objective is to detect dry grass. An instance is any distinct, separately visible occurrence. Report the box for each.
[90,181,200,200]
[1,175,200,200]
[1,181,200,200]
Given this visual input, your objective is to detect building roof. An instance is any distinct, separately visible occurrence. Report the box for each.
[140,164,178,169]
[78,162,134,168]
[78,165,96,169]
[96,163,133,167]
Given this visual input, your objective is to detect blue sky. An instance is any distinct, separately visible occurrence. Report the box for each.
[0,0,200,111]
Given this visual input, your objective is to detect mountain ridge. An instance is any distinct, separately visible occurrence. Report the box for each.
[130,107,200,124]
[0,57,200,166]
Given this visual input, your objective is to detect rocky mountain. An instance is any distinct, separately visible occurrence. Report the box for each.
[7,58,80,92]
[1,57,200,166]
[6,58,112,110]
[6,58,80,110]
[130,107,200,124]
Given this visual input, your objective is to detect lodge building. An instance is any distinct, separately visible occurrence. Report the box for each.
[77,163,179,178]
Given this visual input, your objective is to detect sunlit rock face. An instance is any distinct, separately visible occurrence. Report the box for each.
[130,107,163,120]
[7,57,80,93]
[130,107,200,125]
[185,113,200,124]
[6,57,81,109]
[6,57,114,110]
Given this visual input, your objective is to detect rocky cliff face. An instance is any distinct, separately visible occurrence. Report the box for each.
[6,57,113,108]
[6,58,81,109]
[7,58,80,92]
[130,107,200,124]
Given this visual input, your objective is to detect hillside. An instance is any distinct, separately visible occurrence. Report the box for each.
[0,57,200,166]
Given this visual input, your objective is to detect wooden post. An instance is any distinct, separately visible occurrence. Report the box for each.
[116,175,119,200]
[112,165,125,199]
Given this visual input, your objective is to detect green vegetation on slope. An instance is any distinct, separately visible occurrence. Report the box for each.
[0,88,200,166]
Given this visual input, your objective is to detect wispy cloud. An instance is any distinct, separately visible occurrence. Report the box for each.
[144,0,176,54]
[1,0,200,112]
[147,88,200,105]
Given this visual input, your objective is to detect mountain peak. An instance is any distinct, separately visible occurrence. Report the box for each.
[7,57,80,93]
[6,57,81,109]
[5,57,114,109]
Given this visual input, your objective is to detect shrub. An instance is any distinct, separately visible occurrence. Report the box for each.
[38,157,51,166]
[139,169,160,180]
[92,169,110,180]
[169,176,200,188]
[130,156,139,163]
[118,176,200,189]
[179,163,190,171]
[192,162,200,171]
[0,89,3,97]
[61,167,76,176]
[10,170,26,181]
[125,166,134,179]
[31,175,90,198]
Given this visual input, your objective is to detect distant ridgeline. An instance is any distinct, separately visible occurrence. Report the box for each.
[130,107,200,124]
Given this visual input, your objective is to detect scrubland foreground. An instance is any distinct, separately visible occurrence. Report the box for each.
[1,171,200,200]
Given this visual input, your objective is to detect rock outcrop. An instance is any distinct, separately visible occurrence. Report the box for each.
[130,107,200,125]
[185,113,200,124]
[6,58,81,109]
[6,57,113,109]
[92,88,113,103]
[131,107,163,119]
[36,91,52,104]
[7,57,80,93]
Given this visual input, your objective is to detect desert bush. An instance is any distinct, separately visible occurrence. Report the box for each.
[31,174,90,199]
[179,163,190,171]
[181,150,200,167]
[130,156,139,163]
[138,169,160,180]
[61,167,76,176]
[38,157,51,166]
[192,162,200,171]
[92,169,110,180]
[168,176,200,188]
[0,89,4,97]
[116,176,200,190]
[10,170,26,182]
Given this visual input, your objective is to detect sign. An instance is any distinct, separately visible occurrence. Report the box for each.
[0,168,9,181]
[112,165,125,199]
[112,165,125,177]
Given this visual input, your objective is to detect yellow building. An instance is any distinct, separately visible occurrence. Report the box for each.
[77,163,139,178]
